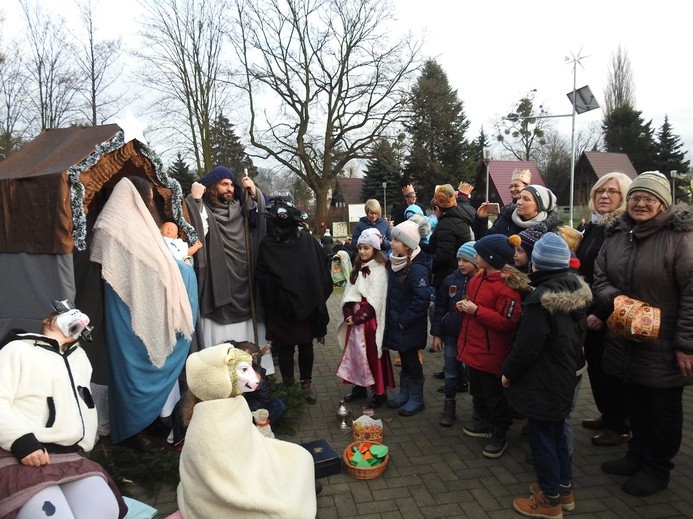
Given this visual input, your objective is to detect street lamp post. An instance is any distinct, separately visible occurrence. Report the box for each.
[382,181,387,220]
[671,170,678,202]
[483,149,492,201]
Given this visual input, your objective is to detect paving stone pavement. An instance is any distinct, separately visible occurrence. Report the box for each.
[143,289,693,518]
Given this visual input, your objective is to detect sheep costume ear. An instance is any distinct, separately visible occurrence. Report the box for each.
[186,344,255,401]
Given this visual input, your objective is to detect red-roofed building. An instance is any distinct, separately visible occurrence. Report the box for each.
[569,152,637,206]
[470,160,545,208]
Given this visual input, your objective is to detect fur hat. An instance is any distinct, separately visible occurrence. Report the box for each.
[408,213,431,237]
[456,241,477,264]
[198,165,239,188]
[357,228,382,250]
[627,171,672,209]
[431,184,457,209]
[518,223,547,257]
[186,344,254,401]
[523,185,557,213]
[531,233,571,271]
[474,234,520,270]
[402,184,416,197]
[511,168,532,185]
[392,220,421,251]
[457,181,474,199]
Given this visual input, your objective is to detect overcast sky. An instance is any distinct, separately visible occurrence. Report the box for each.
[2,0,691,171]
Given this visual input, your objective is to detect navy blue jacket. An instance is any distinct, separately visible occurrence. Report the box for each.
[383,252,432,352]
[431,269,473,338]
[351,216,392,253]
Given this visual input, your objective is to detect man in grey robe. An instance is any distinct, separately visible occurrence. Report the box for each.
[185,166,273,373]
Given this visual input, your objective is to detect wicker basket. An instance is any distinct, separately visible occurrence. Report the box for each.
[342,441,389,480]
[352,424,383,443]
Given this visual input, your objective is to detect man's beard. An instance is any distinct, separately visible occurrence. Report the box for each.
[216,192,232,205]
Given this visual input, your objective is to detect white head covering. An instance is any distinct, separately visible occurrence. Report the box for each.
[357,228,382,250]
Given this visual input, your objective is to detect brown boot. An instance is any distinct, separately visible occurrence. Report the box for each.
[530,482,574,512]
[513,486,562,519]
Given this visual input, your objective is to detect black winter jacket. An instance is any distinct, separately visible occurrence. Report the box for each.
[503,270,592,421]
[422,206,472,287]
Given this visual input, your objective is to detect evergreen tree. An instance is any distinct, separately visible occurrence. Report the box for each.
[209,112,257,177]
[168,152,196,196]
[653,116,690,203]
[0,131,24,161]
[361,138,404,216]
[403,59,473,202]
[602,104,656,173]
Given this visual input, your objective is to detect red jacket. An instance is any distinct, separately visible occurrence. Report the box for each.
[457,268,527,377]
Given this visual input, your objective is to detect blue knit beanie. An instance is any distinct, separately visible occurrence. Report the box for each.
[531,233,571,271]
[198,165,239,188]
[456,241,477,264]
[474,234,517,270]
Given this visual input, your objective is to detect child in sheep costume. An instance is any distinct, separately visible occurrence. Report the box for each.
[177,344,316,518]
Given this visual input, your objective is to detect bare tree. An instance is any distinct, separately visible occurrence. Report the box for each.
[0,44,31,158]
[72,0,125,125]
[494,90,552,162]
[604,45,635,115]
[137,0,230,173]
[19,0,80,130]
[232,0,421,228]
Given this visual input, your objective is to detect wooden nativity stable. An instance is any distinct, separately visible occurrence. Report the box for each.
[0,124,195,387]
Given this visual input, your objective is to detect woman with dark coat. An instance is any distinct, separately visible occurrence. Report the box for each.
[473,184,561,239]
[593,171,693,497]
[575,172,633,446]
[350,199,392,255]
[422,184,472,288]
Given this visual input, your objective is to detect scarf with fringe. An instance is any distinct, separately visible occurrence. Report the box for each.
[90,178,194,368]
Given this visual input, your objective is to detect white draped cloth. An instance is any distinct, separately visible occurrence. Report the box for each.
[177,397,316,519]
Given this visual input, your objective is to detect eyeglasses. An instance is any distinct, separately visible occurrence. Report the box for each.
[627,195,659,207]
[594,188,621,197]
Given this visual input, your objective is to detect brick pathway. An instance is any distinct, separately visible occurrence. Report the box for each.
[143,289,693,518]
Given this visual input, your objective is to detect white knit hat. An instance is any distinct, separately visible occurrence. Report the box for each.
[391,220,421,251]
[357,228,382,250]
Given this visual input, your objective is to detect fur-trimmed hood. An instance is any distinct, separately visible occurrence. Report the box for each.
[605,204,693,237]
[528,271,592,315]
[500,265,532,294]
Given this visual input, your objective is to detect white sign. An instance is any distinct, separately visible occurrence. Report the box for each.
[348,203,366,223]
[332,221,348,237]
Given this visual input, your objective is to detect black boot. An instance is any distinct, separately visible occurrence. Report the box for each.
[344,385,367,402]
[439,398,456,427]
[368,393,387,408]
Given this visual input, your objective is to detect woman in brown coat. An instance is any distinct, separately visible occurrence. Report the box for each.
[593,171,693,497]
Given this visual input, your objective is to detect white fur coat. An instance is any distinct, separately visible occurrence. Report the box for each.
[337,259,388,357]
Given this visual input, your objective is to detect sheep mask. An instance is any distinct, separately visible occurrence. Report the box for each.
[186,344,260,401]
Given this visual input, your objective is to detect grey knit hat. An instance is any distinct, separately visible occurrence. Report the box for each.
[627,171,672,209]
